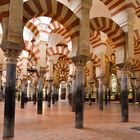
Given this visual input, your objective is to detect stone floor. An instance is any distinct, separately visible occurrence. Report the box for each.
[0,101,140,140]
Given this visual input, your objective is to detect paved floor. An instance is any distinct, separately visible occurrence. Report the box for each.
[0,101,140,140]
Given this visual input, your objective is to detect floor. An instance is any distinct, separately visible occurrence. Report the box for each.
[0,101,140,140]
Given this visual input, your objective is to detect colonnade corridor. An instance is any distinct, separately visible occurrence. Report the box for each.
[0,101,140,140]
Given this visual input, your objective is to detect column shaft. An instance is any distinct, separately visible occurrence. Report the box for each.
[3,63,16,138]
[75,66,84,128]
[72,76,76,112]
[105,86,108,105]
[21,80,26,109]
[37,78,43,114]
[120,71,128,122]
[47,80,52,107]
[33,86,37,105]
[98,78,103,110]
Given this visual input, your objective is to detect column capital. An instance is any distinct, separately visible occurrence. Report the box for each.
[1,41,22,64]
[5,48,21,64]
[71,55,88,67]
[47,79,53,82]
[39,67,46,75]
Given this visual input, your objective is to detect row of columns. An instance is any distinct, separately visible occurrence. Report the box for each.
[3,51,138,138]
[2,0,137,138]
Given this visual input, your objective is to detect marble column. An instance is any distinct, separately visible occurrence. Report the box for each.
[37,74,43,114]
[95,79,99,102]
[67,84,71,103]
[104,86,108,105]
[120,70,129,122]
[0,71,2,99]
[32,74,38,105]
[72,75,76,112]
[136,79,140,106]
[47,79,53,108]
[45,86,48,101]
[21,78,27,109]
[72,56,87,129]
[33,83,37,105]
[98,76,104,110]
[52,85,55,104]
[3,54,17,138]
[88,82,92,105]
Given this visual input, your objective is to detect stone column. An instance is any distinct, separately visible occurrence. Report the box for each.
[45,85,48,101]
[17,86,21,102]
[21,78,27,109]
[67,83,71,103]
[71,74,76,112]
[3,49,19,138]
[33,83,37,105]
[136,79,140,107]
[120,69,129,122]
[95,79,99,102]
[98,76,104,110]
[52,85,55,104]
[104,79,109,105]
[32,73,38,105]
[0,70,3,99]
[72,55,87,129]
[47,79,53,107]
[104,86,108,105]
[37,69,45,114]
[88,82,92,105]
[95,53,105,110]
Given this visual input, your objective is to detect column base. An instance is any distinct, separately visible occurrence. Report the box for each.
[47,103,51,108]
[121,118,128,122]
[3,121,14,138]
[99,104,103,110]
[37,110,42,115]
[75,118,83,129]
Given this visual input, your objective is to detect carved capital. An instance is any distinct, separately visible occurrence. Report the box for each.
[47,79,53,82]
[1,41,22,64]
[39,67,46,75]
[71,55,88,67]
[5,48,21,64]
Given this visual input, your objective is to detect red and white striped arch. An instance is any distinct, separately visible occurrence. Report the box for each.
[105,53,116,64]
[23,0,79,40]
[46,44,71,57]
[135,0,140,18]
[100,0,137,17]
[17,49,38,75]
[27,52,38,68]
[90,53,100,67]
[25,18,72,45]
[85,67,90,77]
[25,21,40,37]
[134,29,140,55]
[90,31,101,48]
[90,17,125,49]
[129,59,140,72]
[136,5,140,18]
[49,20,71,43]
[53,56,70,82]
[24,40,40,62]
